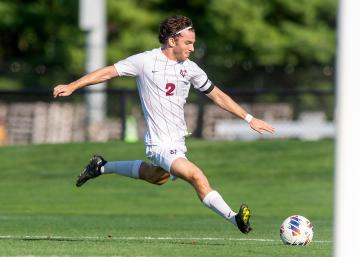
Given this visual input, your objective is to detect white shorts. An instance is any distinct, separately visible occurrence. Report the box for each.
[145,144,187,174]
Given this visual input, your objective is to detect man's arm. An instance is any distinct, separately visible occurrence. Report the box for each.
[206,85,275,134]
[53,65,118,98]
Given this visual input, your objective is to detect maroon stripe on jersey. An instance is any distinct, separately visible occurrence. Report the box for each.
[142,62,153,144]
[155,56,172,140]
[174,64,183,139]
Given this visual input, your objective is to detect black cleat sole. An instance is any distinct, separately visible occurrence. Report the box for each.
[236,204,252,234]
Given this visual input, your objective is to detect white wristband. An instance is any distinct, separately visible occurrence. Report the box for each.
[245,114,253,123]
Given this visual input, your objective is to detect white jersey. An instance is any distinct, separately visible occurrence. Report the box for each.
[114,48,213,146]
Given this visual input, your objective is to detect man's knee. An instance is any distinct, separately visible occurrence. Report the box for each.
[140,163,170,185]
[190,169,204,182]
[190,170,208,186]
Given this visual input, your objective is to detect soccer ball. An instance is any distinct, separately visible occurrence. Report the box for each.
[280,215,314,246]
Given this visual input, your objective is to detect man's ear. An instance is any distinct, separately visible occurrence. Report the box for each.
[168,37,176,47]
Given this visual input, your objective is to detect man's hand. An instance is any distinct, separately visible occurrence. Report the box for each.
[249,118,275,134]
[53,84,75,98]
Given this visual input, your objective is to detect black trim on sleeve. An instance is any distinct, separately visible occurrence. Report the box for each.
[199,79,209,89]
[203,84,215,94]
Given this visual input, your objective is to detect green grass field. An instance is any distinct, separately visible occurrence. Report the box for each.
[0,139,333,257]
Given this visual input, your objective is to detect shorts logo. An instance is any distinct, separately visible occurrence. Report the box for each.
[180,69,187,78]
[170,149,177,154]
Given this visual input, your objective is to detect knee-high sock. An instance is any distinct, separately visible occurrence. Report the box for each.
[202,190,237,226]
[101,160,142,179]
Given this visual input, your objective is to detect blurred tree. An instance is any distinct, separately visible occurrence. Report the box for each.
[0,0,336,90]
[0,0,83,89]
[105,0,161,88]
[201,0,336,90]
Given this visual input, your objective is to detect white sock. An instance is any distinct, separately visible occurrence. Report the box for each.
[202,191,237,226]
[101,160,142,179]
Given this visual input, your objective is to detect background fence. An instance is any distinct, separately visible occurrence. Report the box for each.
[0,87,335,145]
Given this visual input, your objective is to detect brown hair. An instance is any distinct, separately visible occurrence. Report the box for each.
[158,15,194,44]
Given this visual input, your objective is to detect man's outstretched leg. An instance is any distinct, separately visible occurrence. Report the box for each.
[170,157,252,234]
[76,155,169,187]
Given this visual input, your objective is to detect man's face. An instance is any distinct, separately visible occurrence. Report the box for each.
[172,30,195,62]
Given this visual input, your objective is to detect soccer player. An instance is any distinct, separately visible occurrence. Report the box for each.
[53,15,275,234]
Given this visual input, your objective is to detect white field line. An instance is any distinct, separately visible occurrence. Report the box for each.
[0,235,332,243]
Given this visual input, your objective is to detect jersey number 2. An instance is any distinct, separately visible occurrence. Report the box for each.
[165,83,175,96]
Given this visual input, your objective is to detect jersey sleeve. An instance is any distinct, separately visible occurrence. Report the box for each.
[189,62,214,94]
[114,53,144,77]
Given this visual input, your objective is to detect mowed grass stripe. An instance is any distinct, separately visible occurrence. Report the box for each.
[0,235,332,243]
